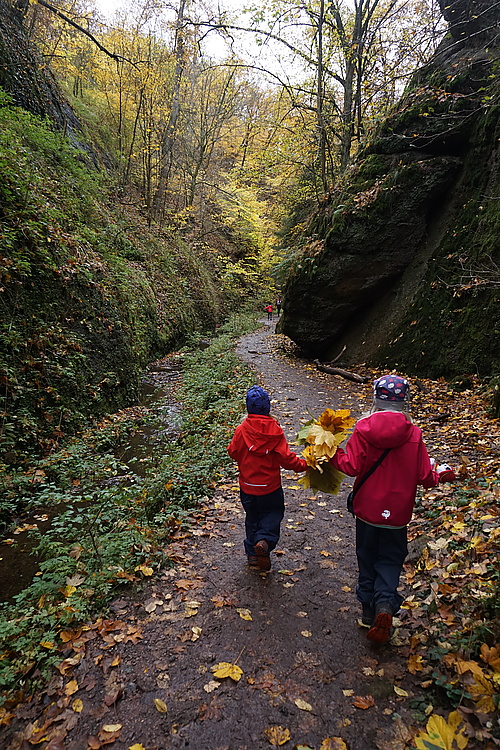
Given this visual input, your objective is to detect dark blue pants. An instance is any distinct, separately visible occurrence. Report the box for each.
[240,487,285,556]
[355,518,408,614]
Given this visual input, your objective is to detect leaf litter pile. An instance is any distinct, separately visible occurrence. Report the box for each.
[0,324,499,750]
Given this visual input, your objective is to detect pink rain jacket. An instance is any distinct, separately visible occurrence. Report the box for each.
[330,411,439,527]
[228,414,307,495]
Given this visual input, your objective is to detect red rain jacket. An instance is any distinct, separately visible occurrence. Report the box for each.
[228,414,307,495]
[330,411,439,527]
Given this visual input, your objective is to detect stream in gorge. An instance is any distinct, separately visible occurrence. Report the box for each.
[0,355,184,602]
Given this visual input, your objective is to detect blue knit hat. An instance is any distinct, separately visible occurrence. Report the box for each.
[246,386,271,415]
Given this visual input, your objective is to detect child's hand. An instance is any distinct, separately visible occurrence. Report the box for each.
[437,464,456,483]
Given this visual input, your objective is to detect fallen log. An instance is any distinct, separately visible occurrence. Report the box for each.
[313,359,370,384]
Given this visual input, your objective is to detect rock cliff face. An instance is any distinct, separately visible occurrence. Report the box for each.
[281,0,500,378]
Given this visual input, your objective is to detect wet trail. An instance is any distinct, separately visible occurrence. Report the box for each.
[3,321,420,750]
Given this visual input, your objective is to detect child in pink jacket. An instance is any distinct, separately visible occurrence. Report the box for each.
[330,374,455,644]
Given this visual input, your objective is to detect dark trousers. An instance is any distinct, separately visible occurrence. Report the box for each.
[240,487,285,555]
[355,518,408,614]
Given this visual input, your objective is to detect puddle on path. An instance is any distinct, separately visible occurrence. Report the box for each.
[0,355,183,602]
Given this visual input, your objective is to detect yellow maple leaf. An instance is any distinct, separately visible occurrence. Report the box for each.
[469,673,496,714]
[318,409,355,433]
[264,725,291,746]
[414,710,468,749]
[302,444,324,470]
[306,424,338,451]
[320,739,348,750]
[212,662,243,681]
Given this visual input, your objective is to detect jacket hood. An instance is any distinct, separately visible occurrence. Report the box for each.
[239,414,283,455]
[356,411,415,449]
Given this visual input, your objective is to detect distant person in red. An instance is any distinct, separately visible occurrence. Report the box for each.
[265,304,273,320]
[330,374,456,644]
[228,386,307,571]
[276,297,282,316]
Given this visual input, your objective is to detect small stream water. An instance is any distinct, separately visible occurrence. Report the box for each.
[0,356,183,603]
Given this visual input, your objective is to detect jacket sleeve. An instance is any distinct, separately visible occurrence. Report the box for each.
[416,440,440,488]
[329,429,366,477]
[276,435,308,472]
[227,429,240,461]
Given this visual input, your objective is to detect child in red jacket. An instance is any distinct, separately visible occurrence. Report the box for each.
[330,374,455,644]
[228,386,307,571]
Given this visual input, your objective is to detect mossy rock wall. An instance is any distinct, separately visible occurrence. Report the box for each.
[281,7,500,379]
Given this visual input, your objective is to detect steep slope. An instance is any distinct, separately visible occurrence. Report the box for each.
[281,0,500,379]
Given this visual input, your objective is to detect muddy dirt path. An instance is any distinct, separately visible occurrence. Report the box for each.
[5,321,421,750]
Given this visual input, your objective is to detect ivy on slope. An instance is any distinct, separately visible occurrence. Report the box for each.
[0,89,242,465]
[0,313,257,701]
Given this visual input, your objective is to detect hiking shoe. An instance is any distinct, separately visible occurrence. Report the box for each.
[254,540,271,571]
[360,603,375,627]
[247,555,259,568]
[367,603,393,644]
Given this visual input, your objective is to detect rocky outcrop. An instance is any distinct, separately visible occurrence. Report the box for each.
[281,0,500,378]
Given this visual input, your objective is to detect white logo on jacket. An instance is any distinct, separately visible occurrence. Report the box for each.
[382,510,391,519]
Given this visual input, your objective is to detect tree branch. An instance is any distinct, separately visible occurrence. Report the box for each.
[36,0,138,67]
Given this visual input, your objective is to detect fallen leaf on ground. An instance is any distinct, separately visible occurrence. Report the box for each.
[394,686,409,697]
[414,710,468,749]
[153,698,168,713]
[212,662,243,681]
[71,699,83,713]
[236,608,252,621]
[320,739,348,750]
[352,695,375,709]
[64,680,79,696]
[294,698,313,711]
[264,725,291,746]
[301,630,312,637]
[203,680,220,693]
[128,745,145,750]
[102,724,122,733]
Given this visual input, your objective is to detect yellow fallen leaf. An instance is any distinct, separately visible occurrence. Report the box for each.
[212,662,243,681]
[191,626,202,641]
[64,680,79,696]
[341,586,351,592]
[40,641,54,649]
[414,710,468,749]
[320,550,331,557]
[236,608,253,621]
[342,689,354,697]
[264,725,291,746]
[294,698,313,711]
[320,739,348,750]
[301,630,312,637]
[103,724,123,732]
[153,698,168,713]
[135,564,153,576]
[72,698,83,713]
[129,745,145,750]
[62,585,76,597]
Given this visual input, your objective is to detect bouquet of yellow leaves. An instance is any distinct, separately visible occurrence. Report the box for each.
[297,408,355,495]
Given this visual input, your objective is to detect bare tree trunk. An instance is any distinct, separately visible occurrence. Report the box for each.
[151,0,186,221]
